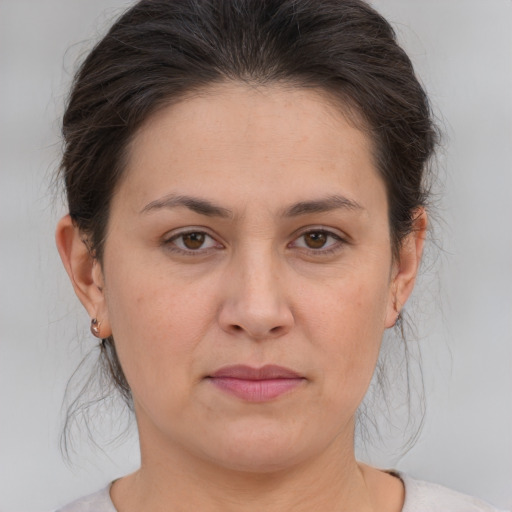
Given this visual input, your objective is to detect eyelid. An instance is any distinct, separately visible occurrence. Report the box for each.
[288,226,349,253]
[161,225,348,256]
[163,227,224,254]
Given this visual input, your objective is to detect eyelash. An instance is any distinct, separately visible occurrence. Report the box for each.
[163,229,223,256]
[162,228,347,256]
[288,228,346,256]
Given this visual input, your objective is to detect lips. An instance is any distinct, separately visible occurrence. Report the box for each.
[207,365,305,402]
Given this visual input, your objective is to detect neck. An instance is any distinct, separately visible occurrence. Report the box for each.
[112,425,379,512]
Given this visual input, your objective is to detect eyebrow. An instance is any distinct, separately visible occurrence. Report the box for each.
[140,193,364,218]
[282,195,364,217]
[141,194,233,218]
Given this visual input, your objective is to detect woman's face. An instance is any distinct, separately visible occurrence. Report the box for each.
[70,83,423,472]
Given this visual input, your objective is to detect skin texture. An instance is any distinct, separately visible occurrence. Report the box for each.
[56,83,426,512]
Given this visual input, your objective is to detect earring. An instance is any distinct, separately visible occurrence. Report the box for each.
[392,286,404,325]
[90,318,101,338]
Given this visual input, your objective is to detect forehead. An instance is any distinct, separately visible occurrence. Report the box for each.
[119,82,383,214]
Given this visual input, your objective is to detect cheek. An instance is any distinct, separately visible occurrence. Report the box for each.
[301,266,391,402]
[102,262,219,404]
[305,269,389,344]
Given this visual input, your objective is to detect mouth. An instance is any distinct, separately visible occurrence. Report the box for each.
[206,365,306,402]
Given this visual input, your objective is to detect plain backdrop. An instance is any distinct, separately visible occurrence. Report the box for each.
[1,1,511,510]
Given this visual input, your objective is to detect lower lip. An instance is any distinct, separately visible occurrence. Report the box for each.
[208,377,304,402]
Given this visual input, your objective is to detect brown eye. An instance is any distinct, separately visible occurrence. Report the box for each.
[168,231,220,252]
[182,232,205,250]
[303,232,327,249]
[290,229,344,253]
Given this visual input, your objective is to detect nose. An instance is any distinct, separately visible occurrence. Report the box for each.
[218,248,294,340]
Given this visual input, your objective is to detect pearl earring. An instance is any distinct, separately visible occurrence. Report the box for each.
[90,318,101,338]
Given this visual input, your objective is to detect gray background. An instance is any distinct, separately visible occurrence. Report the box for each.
[1,1,511,510]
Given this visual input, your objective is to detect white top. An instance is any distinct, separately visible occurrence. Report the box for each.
[56,473,506,511]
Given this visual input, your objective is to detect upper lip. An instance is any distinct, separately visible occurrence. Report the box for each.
[209,364,303,380]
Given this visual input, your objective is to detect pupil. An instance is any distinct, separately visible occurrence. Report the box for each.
[183,232,205,249]
[305,232,326,249]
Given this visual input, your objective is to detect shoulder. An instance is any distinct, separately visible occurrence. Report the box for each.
[53,475,507,512]
[55,485,116,512]
[400,473,506,512]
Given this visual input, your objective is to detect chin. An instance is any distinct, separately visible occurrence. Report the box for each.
[199,421,321,474]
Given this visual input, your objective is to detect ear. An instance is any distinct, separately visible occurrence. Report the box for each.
[385,208,428,328]
[55,214,112,338]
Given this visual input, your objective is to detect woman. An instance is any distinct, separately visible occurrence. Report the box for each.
[54,0,504,510]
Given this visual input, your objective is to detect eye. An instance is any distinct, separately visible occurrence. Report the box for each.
[290,229,344,253]
[165,230,221,253]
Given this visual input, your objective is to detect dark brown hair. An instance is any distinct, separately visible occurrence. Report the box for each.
[60,0,438,445]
